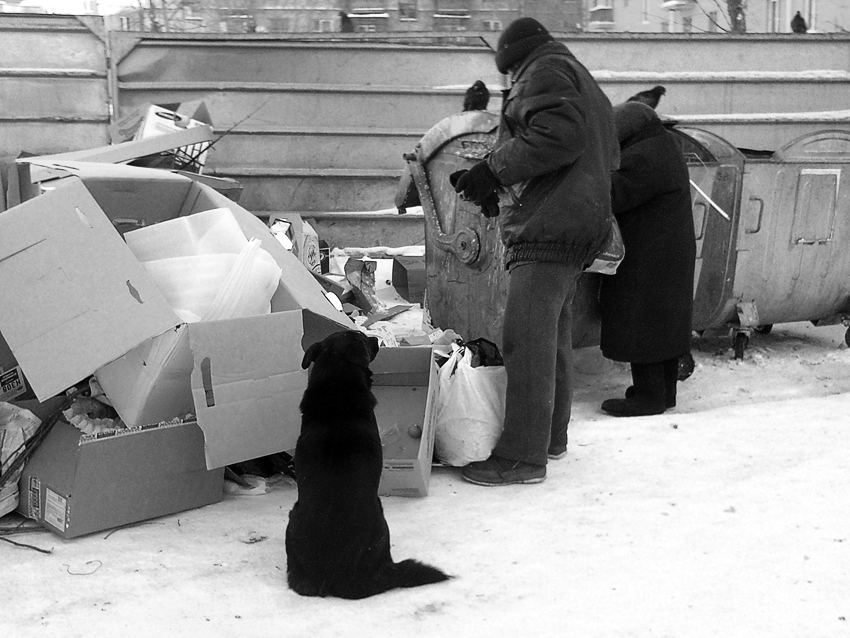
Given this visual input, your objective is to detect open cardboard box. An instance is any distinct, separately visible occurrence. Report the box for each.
[373,345,439,497]
[0,163,353,471]
[16,418,225,539]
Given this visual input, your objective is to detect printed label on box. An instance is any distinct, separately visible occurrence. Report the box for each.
[44,488,68,532]
[0,366,26,402]
[27,477,41,520]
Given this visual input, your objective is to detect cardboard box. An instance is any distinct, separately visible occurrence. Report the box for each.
[0,178,182,402]
[392,256,426,305]
[269,213,323,274]
[109,101,213,145]
[373,345,439,497]
[0,164,353,471]
[108,102,214,173]
[0,332,32,403]
[16,419,224,539]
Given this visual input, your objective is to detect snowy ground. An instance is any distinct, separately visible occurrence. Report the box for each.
[3,266,850,637]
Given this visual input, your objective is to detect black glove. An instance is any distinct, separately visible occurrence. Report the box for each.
[453,161,500,204]
[451,170,499,218]
[449,169,467,189]
[479,192,500,218]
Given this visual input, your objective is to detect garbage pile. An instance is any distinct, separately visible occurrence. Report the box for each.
[0,108,472,540]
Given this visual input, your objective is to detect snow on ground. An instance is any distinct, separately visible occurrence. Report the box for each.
[2,265,850,637]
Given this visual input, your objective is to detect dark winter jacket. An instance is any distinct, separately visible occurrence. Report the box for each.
[599,102,696,363]
[486,41,620,269]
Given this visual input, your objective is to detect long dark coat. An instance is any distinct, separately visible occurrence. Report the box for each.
[599,117,696,363]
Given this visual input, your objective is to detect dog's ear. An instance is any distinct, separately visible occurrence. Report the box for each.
[365,336,380,362]
[301,341,324,369]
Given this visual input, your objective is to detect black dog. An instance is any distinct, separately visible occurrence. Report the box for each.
[285,330,450,599]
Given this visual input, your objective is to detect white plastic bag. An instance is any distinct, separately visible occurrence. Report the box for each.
[434,345,507,466]
[0,402,41,518]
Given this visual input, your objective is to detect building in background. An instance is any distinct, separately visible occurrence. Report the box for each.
[2,0,845,33]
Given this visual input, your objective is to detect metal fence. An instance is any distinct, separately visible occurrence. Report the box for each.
[3,13,850,223]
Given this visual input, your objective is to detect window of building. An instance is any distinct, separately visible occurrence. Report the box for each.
[268,17,291,32]
[399,1,418,19]
[313,19,333,31]
[357,23,377,31]
[806,0,817,29]
[590,4,614,23]
[433,9,470,30]
[482,19,502,30]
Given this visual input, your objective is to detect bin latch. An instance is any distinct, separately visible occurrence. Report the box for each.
[406,154,481,265]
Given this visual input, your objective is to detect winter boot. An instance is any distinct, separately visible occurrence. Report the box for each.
[662,357,679,408]
[601,362,666,417]
[624,357,678,409]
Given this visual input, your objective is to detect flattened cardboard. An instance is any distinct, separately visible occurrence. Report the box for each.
[17,419,224,539]
[0,179,180,401]
[20,126,214,184]
[372,346,439,497]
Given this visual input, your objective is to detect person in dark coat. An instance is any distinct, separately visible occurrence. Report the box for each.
[599,101,696,417]
[451,18,619,484]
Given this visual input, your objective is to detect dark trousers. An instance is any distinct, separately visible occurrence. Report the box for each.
[492,261,583,466]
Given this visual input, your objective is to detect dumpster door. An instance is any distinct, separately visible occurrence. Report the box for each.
[733,131,850,325]
[675,127,744,332]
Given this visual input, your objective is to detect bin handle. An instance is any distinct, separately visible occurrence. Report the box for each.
[690,179,730,221]
[745,196,764,234]
[406,152,481,265]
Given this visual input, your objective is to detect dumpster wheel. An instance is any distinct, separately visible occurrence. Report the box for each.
[732,331,749,360]
[754,324,773,335]
[845,327,850,348]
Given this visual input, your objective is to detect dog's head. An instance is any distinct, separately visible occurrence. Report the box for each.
[301,330,380,371]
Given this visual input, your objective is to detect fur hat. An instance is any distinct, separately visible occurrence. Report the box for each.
[495,18,554,75]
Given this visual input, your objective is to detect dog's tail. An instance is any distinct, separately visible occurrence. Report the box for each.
[388,559,451,590]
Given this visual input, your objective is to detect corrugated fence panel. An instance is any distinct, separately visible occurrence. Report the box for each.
[111,32,850,216]
[0,14,110,163]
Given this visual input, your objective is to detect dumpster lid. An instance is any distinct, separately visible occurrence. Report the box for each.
[674,127,745,166]
[774,130,850,162]
[416,111,499,163]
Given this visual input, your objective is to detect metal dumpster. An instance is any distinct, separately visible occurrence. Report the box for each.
[404,111,602,351]
[680,127,850,356]
[405,114,850,359]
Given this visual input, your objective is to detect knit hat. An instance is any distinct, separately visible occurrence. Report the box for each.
[495,18,554,75]
[612,101,660,143]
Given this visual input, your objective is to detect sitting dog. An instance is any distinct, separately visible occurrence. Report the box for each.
[285,330,450,599]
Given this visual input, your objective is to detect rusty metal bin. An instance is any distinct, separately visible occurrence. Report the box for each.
[678,127,850,355]
[403,111,602,351]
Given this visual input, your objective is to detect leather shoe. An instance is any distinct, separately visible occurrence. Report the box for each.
[462,455,545,486]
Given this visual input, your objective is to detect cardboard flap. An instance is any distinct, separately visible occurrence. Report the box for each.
[188,309,353,469]
[188,310,309,469]
[0,179,180,400]
[19,126,215,183]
